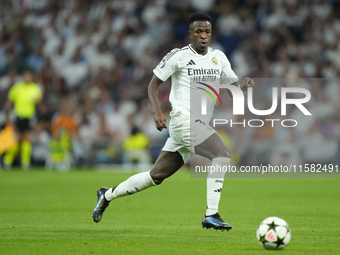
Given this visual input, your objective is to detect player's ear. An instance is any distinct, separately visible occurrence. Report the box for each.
[188,30,192,38]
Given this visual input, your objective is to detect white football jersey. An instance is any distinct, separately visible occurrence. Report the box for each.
[153,44,238,123]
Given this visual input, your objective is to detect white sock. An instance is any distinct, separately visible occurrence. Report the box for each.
[206,157,230,216]
[105,170,156,201]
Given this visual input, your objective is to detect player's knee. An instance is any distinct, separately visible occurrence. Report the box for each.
[150,168,167,185]
[221,146,231,158]
[212,146,231,158]
[150,172,165,185]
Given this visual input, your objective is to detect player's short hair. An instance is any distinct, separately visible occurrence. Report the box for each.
[22,68,33,75]
[188,12,212,27]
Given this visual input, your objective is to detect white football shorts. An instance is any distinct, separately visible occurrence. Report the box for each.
[162,111,216,163]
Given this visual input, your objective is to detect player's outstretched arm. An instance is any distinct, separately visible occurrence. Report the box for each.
[239,77,255,91]
[227,77,255,98]
[148,75,167,131]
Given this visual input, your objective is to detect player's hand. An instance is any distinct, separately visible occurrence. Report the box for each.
[240,77,255,92]
[153,111,167,131]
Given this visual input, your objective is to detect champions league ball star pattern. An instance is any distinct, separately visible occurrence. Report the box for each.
[256,216,291,250]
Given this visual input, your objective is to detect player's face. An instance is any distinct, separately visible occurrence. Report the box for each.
[23,72,33,84]
[188,21,212,55]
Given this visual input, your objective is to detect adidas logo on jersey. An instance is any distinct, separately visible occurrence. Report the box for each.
[186,60,196,66]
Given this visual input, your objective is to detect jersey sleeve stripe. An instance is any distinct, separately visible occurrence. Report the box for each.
[164,46,189,61]
[165,49,180,60]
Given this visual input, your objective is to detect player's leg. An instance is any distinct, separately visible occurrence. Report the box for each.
[195,132,230,160]
[195,132,231,215]
[106,150,183,198]
[195,132,232,230]
[149,150,184,184]
[20,131,32,170]
[3,142,20,168]
[92,150,184,222]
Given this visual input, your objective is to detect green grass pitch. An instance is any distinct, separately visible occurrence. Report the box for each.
[0,168,339,255]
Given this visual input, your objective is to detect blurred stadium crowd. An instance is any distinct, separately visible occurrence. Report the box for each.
[0,0,340,169]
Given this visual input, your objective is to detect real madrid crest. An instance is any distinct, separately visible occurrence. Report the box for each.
[211,57,218,66]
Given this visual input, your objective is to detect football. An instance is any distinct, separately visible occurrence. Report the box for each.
[256,216,291,250]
